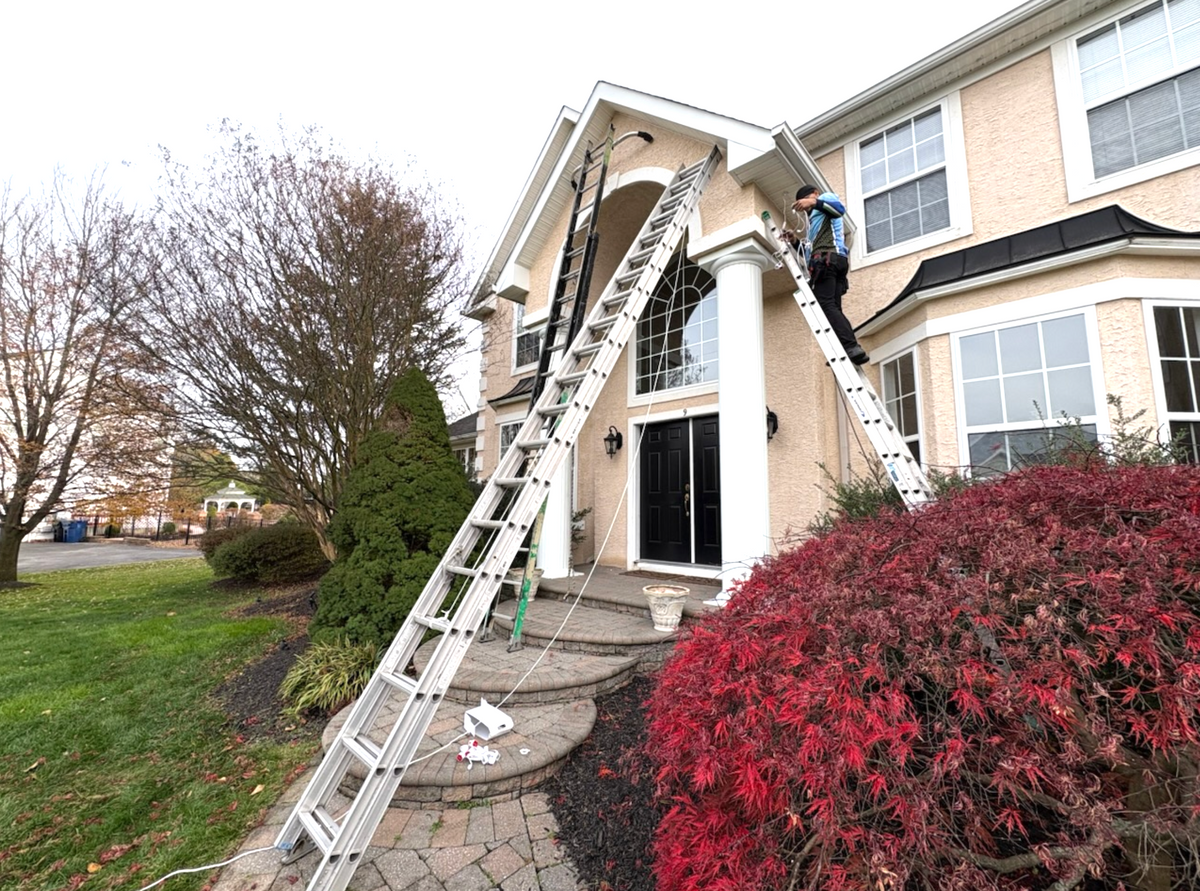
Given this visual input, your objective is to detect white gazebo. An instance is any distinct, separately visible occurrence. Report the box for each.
[204,481,258,513]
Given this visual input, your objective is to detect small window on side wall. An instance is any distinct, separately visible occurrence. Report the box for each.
[882,352,921,466]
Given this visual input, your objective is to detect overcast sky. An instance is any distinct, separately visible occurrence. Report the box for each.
[3,0,1028,413]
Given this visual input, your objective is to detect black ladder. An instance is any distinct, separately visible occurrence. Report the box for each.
[273,146,723,891]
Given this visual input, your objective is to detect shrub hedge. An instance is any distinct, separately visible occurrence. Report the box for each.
[648,462,1200,891]
[208,523,329,584]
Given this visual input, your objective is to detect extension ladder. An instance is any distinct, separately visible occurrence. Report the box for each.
[505,125,652,650]
[762,211,933,508]
[274,145,723,891]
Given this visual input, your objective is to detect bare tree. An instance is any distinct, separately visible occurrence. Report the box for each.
[0,175,166,582]
[140,124,471,559]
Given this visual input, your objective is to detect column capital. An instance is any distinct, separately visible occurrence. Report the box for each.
[688,217,777,276]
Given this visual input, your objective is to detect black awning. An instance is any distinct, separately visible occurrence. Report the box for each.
[865,205,1200,325]
[487,376,535,406]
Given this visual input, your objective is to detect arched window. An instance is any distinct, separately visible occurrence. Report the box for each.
[634,252,717,395]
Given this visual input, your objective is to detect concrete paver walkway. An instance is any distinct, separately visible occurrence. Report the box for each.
[213,787,580,891]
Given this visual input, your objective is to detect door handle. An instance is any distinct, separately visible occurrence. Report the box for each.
[684,483,690,518]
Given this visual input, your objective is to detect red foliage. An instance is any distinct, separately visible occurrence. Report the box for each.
[647,464,1200,891]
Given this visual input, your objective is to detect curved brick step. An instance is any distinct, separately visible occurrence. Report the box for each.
[414,633,639,706]
[323,696,596,807]
[490,597,682,662]
[539,571,720,618]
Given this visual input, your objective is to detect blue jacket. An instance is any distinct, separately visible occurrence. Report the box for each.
[805,192,847,261]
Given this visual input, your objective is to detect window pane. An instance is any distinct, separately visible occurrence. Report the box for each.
[1186,306,1200,353]
[860,134,886,166]
[969,430,1012,474]
[1173,0,1200,29]
[961,331,998,378]
[899,353,916,392]
[1162,359,1196,410]
[916,135,946,170]
[900,394,919,437]
[998,323,1042,373]
[636,254,717,395]
[1130,80,1186,160]
[1082,58,1129,102]
[1126,36,1174,83]
[1176,21,1200,65]
[1155,305,1186,356]
[1170,420,1200,462]
[862,161,888,193]
[886,120,914,152]
[1042,315,1091,366]
[913,109,943,142]
[1004,372,1049,422]
[964,379,1004,426]
[865,218,892,253]
[887,145,916,180]
[1089,101,1136,176]
[1048,366,1097,417]
[1122,3,1169,51]
[1079,24,1119,70]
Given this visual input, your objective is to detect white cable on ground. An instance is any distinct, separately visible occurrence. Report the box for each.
[132,845,275,891]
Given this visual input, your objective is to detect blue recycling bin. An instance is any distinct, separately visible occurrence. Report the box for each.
[64,520,88,543]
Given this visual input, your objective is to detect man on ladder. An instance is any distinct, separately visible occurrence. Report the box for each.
[784,184,870,366]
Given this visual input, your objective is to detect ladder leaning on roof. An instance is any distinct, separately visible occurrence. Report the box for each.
[762,210,934,509]
[272,145,723,891]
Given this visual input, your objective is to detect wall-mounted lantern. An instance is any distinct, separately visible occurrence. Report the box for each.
[604,426,623,458]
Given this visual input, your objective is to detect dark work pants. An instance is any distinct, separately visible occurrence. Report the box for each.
[809,253,858,350]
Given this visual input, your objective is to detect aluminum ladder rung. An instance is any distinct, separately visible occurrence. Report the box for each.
[297,810,336,855]
[471,518,508,530]
[602,289,632,309]
[539,402,569,418]
[492,476,528,488]
[589,313,621,333]
[555,368,590,386]
[446,564,478,578]
[413,614,452,634]
[379,671,419,696]
[342,734,381,769]
[573,341,605,358]
[516,436,551,450]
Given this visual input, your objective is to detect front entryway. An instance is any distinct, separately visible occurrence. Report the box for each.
[638,416,721,566]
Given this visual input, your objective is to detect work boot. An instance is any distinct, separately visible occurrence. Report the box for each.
[847,345,870,365]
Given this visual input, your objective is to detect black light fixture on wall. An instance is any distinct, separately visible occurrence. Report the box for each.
[604,425,624,458]
[766,407,779,441]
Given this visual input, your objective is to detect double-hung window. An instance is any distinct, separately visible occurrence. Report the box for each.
[1151,304,1200,461]
[956,313,1100,475]
[1056,0,1200,198]
[882,352,922,465]
[848,94,971,264]
[512,302,542,372]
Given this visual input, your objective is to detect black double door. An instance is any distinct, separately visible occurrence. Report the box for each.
[639,416,721,566]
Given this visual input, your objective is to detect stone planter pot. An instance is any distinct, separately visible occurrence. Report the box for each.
[643,584,690,632]
[506,567,544,600]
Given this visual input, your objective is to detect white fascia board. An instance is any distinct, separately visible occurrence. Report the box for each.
[858,237,1200,336]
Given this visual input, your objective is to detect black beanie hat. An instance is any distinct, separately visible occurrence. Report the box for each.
[795,184,819,200]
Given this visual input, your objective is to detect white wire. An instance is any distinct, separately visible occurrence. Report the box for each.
[132,845,276,891]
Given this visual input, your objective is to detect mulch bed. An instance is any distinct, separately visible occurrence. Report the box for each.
[544,675,658,891]
[212,583,320,744]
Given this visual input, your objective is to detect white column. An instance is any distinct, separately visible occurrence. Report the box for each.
[538,456,572,578]
[693,233,775,595]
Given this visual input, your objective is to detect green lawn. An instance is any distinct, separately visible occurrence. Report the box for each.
[0,559,319,891]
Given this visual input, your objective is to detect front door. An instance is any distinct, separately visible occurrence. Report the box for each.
[639,416,721,566]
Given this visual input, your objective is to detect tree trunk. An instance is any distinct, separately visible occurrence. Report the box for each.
[0,521,25,584]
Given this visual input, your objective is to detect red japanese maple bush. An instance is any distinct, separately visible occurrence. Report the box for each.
[648,463,1200,891]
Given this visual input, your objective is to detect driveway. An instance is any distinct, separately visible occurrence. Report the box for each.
[18,541,203,574]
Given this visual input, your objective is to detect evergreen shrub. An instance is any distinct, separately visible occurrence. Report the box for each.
[648,462,1200,891]
[198,524,255,562]
[208,524,329,584]
[309,368,476,646]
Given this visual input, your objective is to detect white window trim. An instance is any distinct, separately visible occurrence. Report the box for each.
[1051,0,1200,204]
[951,306,1110,469]
[1143,296,1200,439]
[511,302,547,375]
[880,348,925,469]
[844,92,973,269]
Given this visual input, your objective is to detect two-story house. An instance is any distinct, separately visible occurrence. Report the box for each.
[466,0,1200,594]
